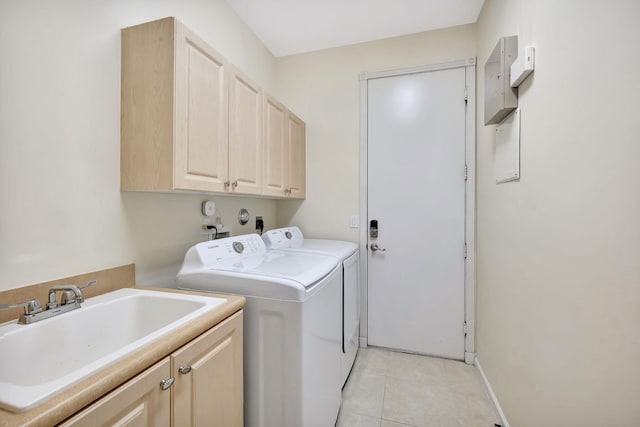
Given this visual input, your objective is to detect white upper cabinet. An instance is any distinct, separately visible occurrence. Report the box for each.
[263,93,306,199]
[286,109,306,199]
[263,94,287,197]
[228,66,263,195]
[121,17,304,198]
[174,21,229,192]
[121,17,229,193]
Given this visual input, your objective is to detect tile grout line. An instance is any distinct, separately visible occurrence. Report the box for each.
[379,358,388,425]
[345,348,496,427]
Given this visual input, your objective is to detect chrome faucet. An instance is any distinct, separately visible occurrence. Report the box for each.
[1,280,97,324]
[0,299,44,324]
[47,283,91,308]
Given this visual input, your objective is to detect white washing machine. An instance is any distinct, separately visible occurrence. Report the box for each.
[176,234,341,427]
[261,226,360,387]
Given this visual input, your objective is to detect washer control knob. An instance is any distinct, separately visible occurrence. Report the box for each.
[232,241,245,254]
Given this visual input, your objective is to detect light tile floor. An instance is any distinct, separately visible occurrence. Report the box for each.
[336,347,500,427]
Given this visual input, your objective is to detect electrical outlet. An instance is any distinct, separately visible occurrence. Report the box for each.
[256,216,264,230]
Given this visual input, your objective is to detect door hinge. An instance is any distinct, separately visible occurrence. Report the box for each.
[464,86,468,110]
[463,321,468,337]
[463,242,467,259]
[464,164,468,181]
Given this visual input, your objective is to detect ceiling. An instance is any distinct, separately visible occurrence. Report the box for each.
[224,0,485,57]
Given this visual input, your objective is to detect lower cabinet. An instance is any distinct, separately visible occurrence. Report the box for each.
[59,359,171,426]
[61,310,243,427]
[172,310,243,426]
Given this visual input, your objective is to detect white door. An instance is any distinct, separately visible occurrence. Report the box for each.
[367,67,467,359]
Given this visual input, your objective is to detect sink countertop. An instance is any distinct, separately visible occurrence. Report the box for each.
[0,287,245,427]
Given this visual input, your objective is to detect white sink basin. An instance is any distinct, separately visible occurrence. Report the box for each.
[0,288,226,413]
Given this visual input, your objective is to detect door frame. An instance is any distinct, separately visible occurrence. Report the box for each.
[358,58,477,364]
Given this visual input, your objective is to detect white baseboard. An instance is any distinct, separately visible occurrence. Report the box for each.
[464,351,475,364]
[474,357,510,427]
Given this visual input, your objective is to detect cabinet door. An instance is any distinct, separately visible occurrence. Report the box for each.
[229,67,263,195]
[263,94,288,197]
[60,358,171,427]
[121,17,175,191]
[286,110,306,199]
[172,311,243,427]
[174,21,229,192]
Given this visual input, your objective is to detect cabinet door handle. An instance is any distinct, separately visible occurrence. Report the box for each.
[232,180,238,188]
[224,180,230,188]
[179,365,192,375]
[160,377,175,390]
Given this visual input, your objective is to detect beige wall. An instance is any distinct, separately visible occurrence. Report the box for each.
[4,2,639,423]
[0,0,278,290]
[274,25,477,241]
[475,1,640,425]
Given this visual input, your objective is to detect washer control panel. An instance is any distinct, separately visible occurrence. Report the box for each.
[195,234,265,265]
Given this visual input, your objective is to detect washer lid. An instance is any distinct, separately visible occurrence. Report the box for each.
[178,234,340,301]
[207,250,339,285]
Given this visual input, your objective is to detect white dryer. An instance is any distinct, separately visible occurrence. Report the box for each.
[261,226,360,387]
[177,234,341,427]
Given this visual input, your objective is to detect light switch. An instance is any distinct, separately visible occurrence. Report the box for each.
[350,215,358,228]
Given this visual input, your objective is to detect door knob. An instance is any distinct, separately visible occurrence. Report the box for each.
[370,243,386,252]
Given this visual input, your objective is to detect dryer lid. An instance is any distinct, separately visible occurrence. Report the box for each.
[262,227,358,260]
[297,239,358,260]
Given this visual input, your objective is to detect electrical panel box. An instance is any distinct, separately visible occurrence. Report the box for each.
[484,36,518,125]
